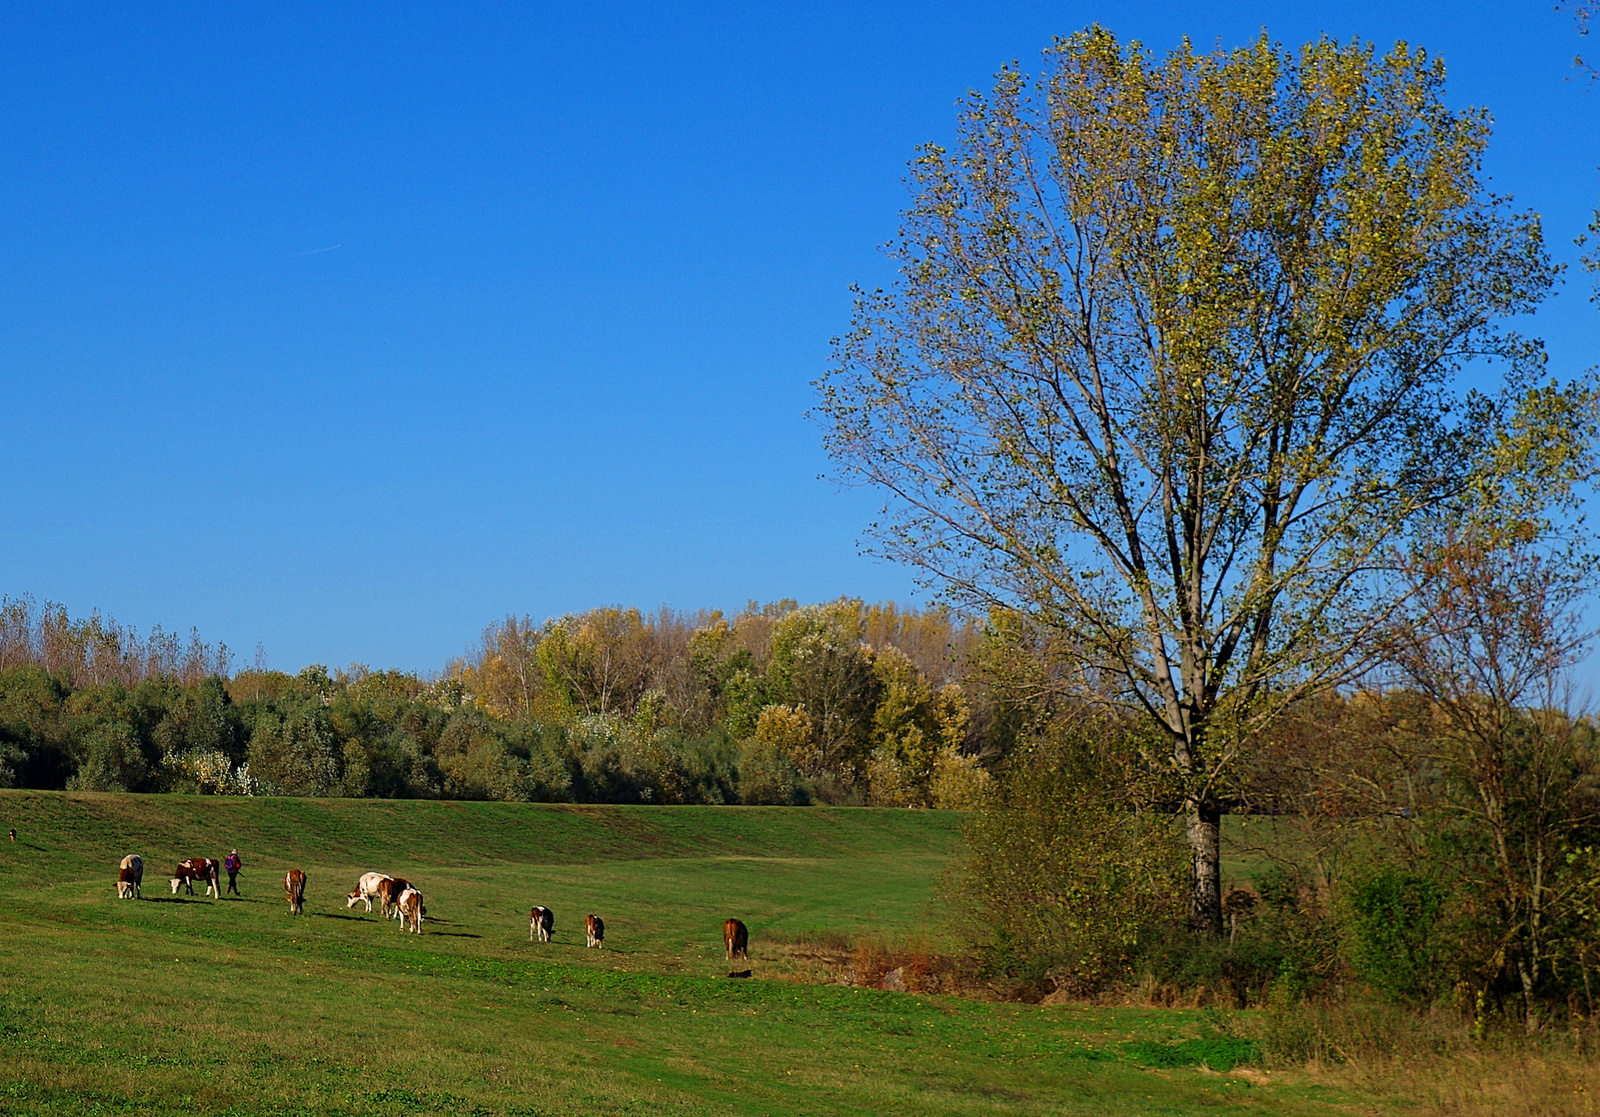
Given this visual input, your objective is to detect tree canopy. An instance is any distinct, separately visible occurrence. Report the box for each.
[817,27,1566,931]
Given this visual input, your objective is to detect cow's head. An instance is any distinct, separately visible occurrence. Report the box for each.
[168,878,184,893]
[346,891,364,908]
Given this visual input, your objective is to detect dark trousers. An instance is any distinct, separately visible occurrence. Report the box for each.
[227,871,239,895]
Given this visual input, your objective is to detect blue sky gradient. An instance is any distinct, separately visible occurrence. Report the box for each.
[1,1,1595,673]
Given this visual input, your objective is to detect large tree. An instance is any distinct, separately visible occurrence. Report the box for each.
[816,28,1557,933]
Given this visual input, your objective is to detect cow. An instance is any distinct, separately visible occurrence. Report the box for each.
[284,869,307,915]
[375,876,412,920]
[585,914,605,949]
[169,858,220,897]
[347,872,393,913]
[724,918,749,961]
[117,854,143,899]
[529,905,554,943]
[396,887,424,934]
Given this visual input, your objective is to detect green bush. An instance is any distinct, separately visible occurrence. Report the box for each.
[949,720,1187,993]
[1346,866,1445,1004]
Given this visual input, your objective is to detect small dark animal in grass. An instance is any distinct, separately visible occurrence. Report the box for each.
[169,858,220,897]
[284,869,307,915]
[724,918,748,961]
[585,913,604,949]
[529,905,554,943]
[117,854,143,899]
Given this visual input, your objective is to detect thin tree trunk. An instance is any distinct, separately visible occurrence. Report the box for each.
[1187,796,1224,935]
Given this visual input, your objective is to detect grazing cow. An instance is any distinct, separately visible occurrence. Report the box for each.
[724,918,749,961]
[396,887,424,934]
[529,905,554,943]
[169,858,220,897]
[346,872,393,913]
[117,854,143,899]
[375,876,412,920]
[585,914,605,949]
[284,869,307,915]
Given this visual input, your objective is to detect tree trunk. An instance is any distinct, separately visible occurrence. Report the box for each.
[1186,796,1224,935]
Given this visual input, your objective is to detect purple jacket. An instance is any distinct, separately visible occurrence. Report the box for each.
[225,853,241,873]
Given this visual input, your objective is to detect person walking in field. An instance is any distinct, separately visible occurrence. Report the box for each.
[225,849,242,895]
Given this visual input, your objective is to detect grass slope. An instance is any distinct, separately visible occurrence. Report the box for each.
[0,791,1364,1116]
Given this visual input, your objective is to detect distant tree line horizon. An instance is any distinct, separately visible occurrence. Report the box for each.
[0,592,1004,807]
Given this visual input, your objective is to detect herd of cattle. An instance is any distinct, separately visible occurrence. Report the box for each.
[112,853,754,960]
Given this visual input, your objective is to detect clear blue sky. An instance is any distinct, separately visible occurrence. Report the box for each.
[0,1,1595,674]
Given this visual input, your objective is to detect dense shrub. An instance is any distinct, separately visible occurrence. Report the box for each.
[1347,866,1447,1004]
[950,720,1187,993]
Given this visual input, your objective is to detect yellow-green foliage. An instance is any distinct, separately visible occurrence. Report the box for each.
[929,745,990,809]
[952,724,1187,992]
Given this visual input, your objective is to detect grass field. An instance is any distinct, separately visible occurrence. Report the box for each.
[0,791,1391,1116]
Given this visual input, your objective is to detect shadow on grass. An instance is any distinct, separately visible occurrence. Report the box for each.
[428,931,482,939]
[144,896,207,905]
[311,913,368,921]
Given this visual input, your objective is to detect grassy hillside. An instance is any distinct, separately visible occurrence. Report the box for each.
[0,792,1377,1116]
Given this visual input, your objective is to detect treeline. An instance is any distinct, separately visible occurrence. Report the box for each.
[0,596,232,687]
[0,596,1004,807]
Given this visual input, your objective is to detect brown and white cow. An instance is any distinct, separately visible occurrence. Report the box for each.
[117,854,143,899]
[396,887,424,934]
[169,857,220,897]
[585,913,605,949]
[375,876,412,920]
[347,872,393,913]
[529,905,554,943]
[284,869,307,915]
[724,918,749,961]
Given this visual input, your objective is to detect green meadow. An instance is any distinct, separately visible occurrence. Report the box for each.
[0,791,1373,1116]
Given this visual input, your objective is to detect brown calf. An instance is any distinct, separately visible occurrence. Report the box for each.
[284,869,307,915]
[724,918,748,961]
[585,914,605,949]
[375,876,412,919]
[529,905,554,943]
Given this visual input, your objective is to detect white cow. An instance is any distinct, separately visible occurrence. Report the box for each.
[117,854,143,899]
[346,872,393,913]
